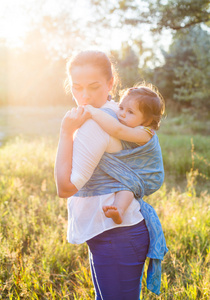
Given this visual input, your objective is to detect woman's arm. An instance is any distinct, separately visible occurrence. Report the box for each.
[55,106,111,198]
[85,105,151,144]
[54,107,91,198]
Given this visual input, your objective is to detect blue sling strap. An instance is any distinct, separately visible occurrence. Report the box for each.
[75,108,168,295]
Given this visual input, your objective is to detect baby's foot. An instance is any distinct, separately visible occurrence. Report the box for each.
[102,206,122,224]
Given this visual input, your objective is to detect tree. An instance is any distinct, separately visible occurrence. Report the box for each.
[111,43,141,94]
[145,0,210,32]
[154,26,210,109]
[91,0,210,33]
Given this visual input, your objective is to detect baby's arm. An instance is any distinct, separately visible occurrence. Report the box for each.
[103,190,134,224]
[85,105,151,144]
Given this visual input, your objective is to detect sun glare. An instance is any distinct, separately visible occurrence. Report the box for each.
[0,17,27,46]
[73,0,91,19]
[0,0,94,47]
[0,0,171,57]
[42,0,90,20]
[0,0,33,46]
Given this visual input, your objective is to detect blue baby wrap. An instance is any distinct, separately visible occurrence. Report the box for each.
[75,108,168,295]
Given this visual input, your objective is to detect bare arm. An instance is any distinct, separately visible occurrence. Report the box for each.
[55,106,112,198]
[54,107,91,198]
[85,105,151,144]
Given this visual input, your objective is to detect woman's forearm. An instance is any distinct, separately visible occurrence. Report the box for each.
[54,107,90,198]
[54,132,78,198]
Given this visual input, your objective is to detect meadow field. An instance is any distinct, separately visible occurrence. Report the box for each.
[0,106,209,299]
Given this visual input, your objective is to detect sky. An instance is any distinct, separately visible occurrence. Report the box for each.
[0,0,172,61]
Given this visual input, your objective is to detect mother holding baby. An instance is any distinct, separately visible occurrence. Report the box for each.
[55,50,168,299]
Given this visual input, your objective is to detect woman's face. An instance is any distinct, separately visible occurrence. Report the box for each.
[70,64,113,108]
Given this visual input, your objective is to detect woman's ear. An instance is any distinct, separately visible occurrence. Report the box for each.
[108,77,114,91]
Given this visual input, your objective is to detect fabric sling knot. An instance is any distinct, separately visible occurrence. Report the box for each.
[75,108,168,295]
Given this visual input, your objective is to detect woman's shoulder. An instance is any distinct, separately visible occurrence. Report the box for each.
[103,100,118,110]
[75,119,110,147]
[101,100,118,115]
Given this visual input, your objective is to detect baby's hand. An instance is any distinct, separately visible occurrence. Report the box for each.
[84,105,96,116]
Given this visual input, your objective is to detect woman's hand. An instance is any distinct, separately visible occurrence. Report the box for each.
[60,106,91,136]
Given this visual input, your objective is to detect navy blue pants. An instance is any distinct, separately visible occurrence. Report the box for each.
[86,220,149,300]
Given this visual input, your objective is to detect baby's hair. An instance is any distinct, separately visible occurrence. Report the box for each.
[65,50,119,96]
[120,82,165,130]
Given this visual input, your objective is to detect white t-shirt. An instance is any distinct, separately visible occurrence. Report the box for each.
[67,101,144,244]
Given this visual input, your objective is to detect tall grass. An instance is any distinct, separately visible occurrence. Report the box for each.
[0,137,94,299]
[0,135,209,298]
[158,134,210,193]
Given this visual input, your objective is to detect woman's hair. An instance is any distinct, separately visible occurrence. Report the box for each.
[65,50,119,96]
[120,83,165,130]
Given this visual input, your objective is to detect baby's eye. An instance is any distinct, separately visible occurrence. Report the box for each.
[119,106,123,110]
[128,110,134,114]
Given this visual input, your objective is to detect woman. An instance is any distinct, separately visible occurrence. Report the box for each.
[55,50,167,299]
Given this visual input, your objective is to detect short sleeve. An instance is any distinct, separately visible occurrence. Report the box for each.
[71,119,110,190]
[143,126,155,136]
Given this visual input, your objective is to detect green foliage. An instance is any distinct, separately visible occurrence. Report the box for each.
[110,26,210,111]
[90,1,210,111]
[146,0,210,32]
[91,0,210,32]
[169,27,210,108]
[111,43,141,90]
[152,26,210,109]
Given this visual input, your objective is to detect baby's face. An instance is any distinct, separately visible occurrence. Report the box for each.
[117,98,145,128]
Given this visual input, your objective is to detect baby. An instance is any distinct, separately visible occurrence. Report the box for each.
[85,84,165,224]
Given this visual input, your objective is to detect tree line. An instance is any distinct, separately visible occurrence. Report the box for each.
[0,0,209,110]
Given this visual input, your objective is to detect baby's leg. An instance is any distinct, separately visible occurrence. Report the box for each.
[103,191,134,224]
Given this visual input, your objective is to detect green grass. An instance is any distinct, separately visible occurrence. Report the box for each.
[159,134,210,193]
[0,138,95,299]
[0,107,210,299]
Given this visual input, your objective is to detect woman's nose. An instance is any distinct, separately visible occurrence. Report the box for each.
[82,89,89,99]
